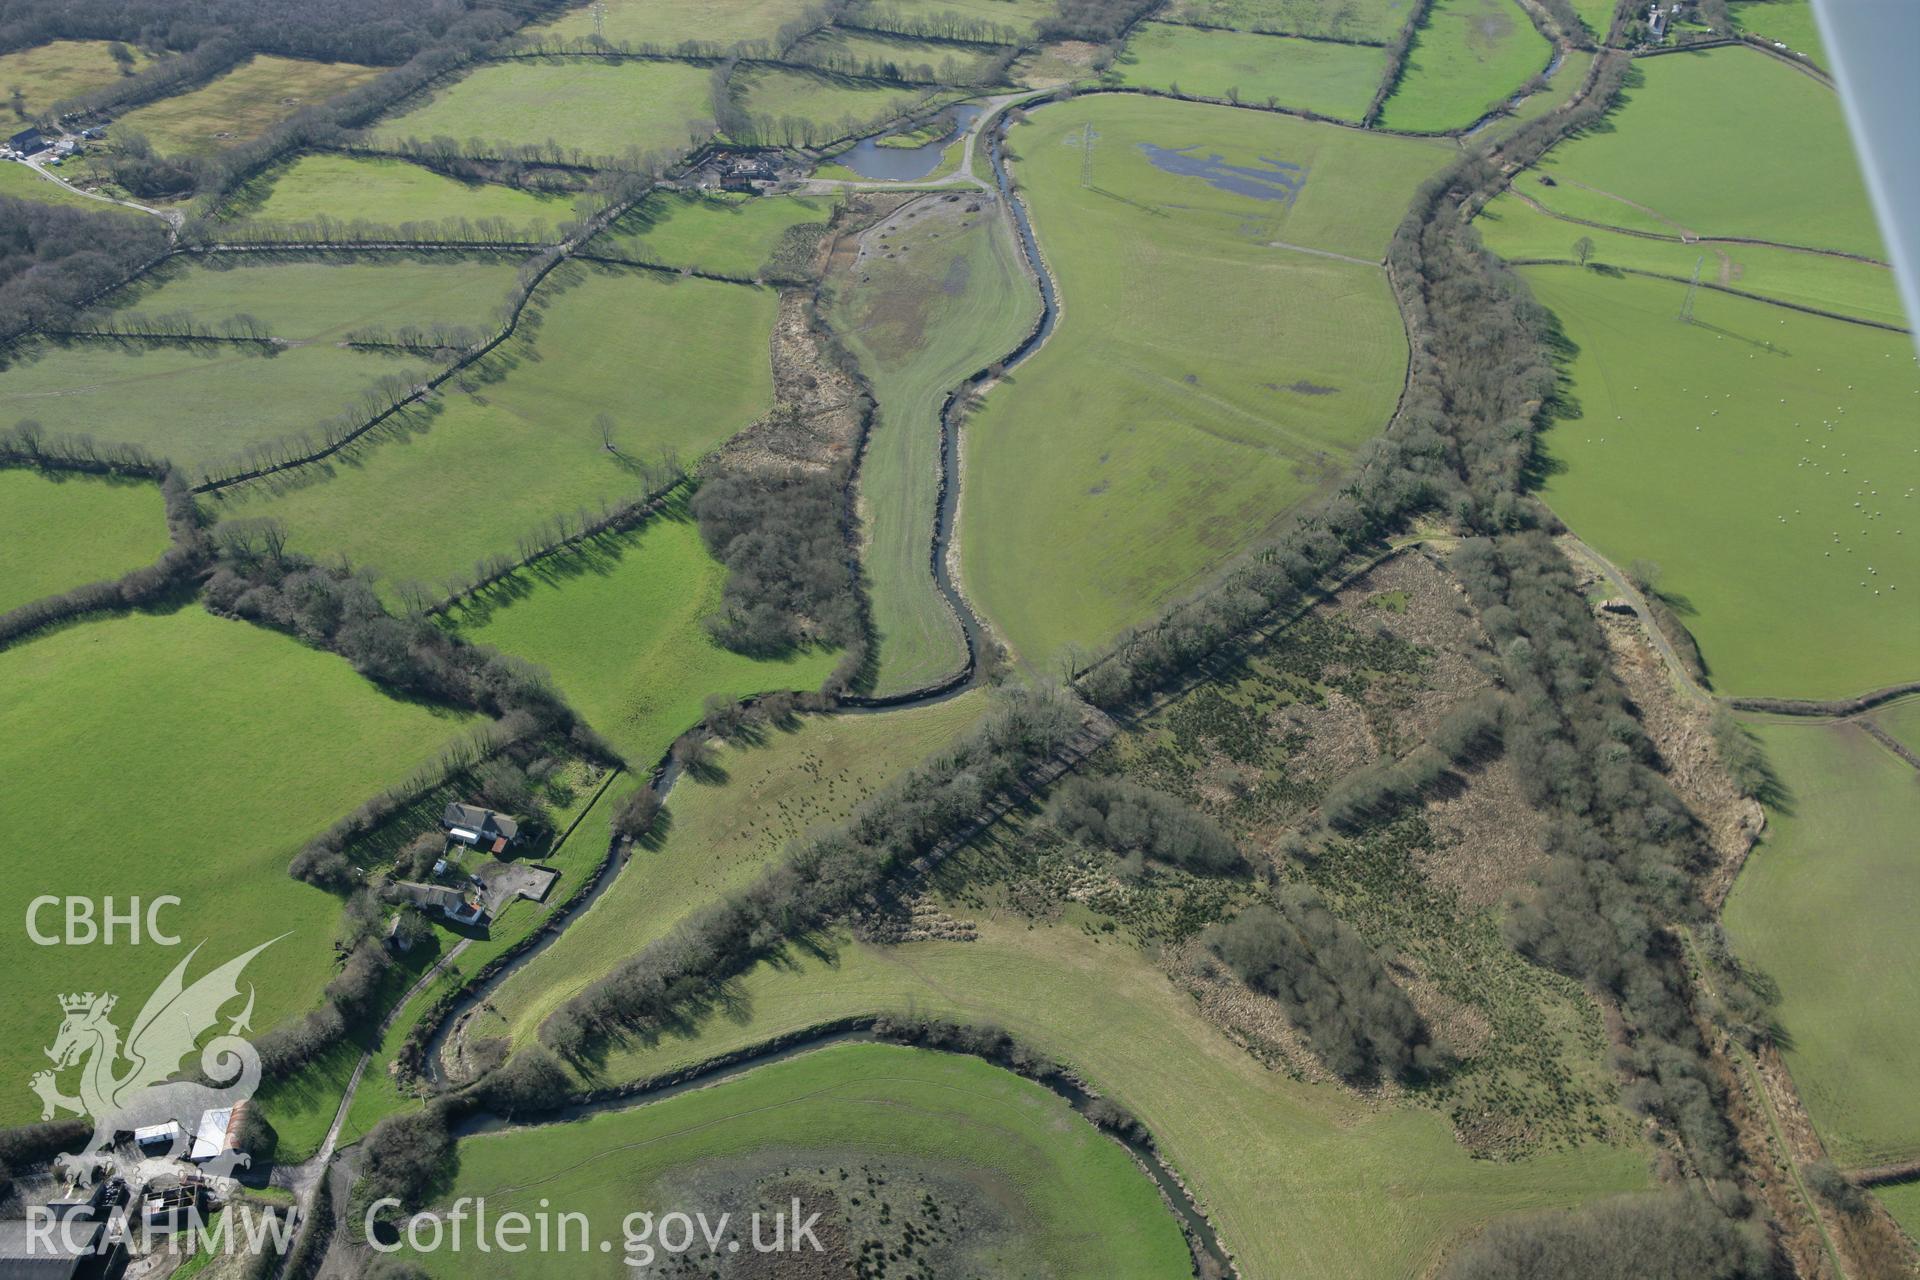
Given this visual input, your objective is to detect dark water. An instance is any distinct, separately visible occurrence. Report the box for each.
[1138,142,1307,203]
[837,104,985,181]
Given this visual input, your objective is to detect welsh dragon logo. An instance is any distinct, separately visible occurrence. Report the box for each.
[31,938,281,1183]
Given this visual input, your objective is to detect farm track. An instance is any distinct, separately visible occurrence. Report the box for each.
[1501,258,1910,334]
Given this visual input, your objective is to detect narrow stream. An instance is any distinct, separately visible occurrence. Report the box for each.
[452,1024,1233,1277]
[416,107,1068,1075]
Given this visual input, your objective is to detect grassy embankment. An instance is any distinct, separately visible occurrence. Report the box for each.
[961,94,1448,668]
[0,607,471,1127]
[830,195,1039,694]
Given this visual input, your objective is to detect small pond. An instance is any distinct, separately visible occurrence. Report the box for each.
[836,103,984,181]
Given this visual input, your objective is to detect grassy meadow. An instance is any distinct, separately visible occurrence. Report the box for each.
[1877,1180,1920,1243]
[449,508,839,764]
[112,55,382,154]
[0,39,157,116]
[1159,0,1412,42]
[524,0,816,48]
[1870,695,1920,755]
[730,65,940,140]
[475,695,985,1049]
[0,339,435,475]
[1376,0,1551,132]
[570,916,1650,1280]
[793,27,1005,83]
[0,607,470,1127]
[1525,48,1886,258]
[1115,22,1390,120]
[373,59,715,162]
[411,1044,1191,1280]
[591,190,834,278]
[1524,266,1920,699]
[963,95,1447,668]
[1730,0,1827,66]
[0,161,109,209]
[218,153,588,238]
[831,195,1039,695]
[105,255,522,341]
[851,0,1056,39]
[211,266,776,590]
[1474,189,1909,329]
[0,470,169,614]
[1723,716,1920,1167]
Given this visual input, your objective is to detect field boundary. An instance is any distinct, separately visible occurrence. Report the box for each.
[1142,15,1390,47]
[1505,187,1892,268]
[1504,259,1911,333]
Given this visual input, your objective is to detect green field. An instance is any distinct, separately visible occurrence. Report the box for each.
[1115,22,1390,120]
[1525,48,1886,259]
[573,915,1650,1280]
[1730,0,1827,66]
[1567,0,1616,38]
[730,65,940,142]
[474,695,984,1049]
[1878,1179,1920,1243]
[0,39,158,116]
[1474,191,1909,328]
[106,256,522,342]
[1159,0,1412,42]
[591,190,834,278]
[1523,267,1920,698]
[1871,695,1920,755]
[0,607,470,1127]
[411,1044,1190,1280]
[218,153,588,239]
[0,470,169,614]
[964,96,1446,668]
[0,160,107,209]
[849,0,1057,40]
[450,508,838,763]
[111,55,383,154]
[210,266,776,590]
[831,196,1039,694]
[0,339,435,476]
[374,59,715,162]
[524,0,817,48]
[1723,717,1920,1167]
[793,26,1005,83]
[1377,0,1552,132]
